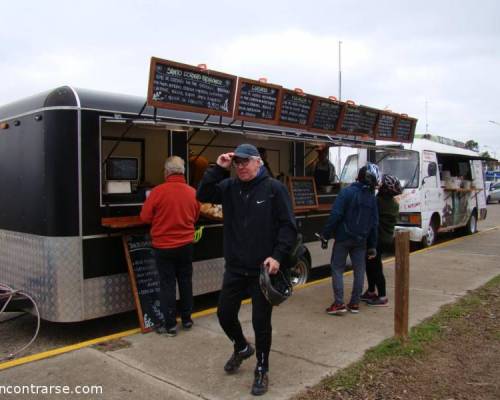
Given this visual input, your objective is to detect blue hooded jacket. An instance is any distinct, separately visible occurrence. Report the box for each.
[321,182,378,248]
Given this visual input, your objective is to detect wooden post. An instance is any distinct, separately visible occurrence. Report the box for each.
[394,230,410,339]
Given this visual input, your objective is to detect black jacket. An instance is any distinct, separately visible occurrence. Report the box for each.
[197,165,297,276]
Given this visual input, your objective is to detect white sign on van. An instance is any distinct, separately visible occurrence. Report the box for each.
[422,151,435,161]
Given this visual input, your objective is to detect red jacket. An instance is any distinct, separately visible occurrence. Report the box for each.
[140,175,200,249]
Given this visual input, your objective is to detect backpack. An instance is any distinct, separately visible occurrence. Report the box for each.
[342,186,376,242]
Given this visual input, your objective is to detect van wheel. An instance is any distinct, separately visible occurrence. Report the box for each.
[289,255,311,286]
[421,221,437,248]
[465,212,478,235]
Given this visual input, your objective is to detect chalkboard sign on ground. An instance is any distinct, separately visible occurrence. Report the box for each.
[395,117,416,142]
[123,233,165,333]
[288,176,318,211]
[376,113,396,139]
[234,78,282,124]
[279,90,313,128]
[147,57,236,117]
[310,97,342,133]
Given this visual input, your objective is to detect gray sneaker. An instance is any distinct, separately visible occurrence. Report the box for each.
[367,297,389,307]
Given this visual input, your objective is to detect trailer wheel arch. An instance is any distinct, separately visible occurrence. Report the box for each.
[288,245,311,286]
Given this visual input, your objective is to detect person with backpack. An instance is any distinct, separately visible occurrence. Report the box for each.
[197,143,297,396]
[361,174,402,306]
[319,163,380,315]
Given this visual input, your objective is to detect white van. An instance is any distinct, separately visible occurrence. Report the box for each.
[340,135,487,247]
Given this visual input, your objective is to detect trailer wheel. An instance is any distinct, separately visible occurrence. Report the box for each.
[289,254,311,286]
[421,220,437,248]
[465,212,478,235]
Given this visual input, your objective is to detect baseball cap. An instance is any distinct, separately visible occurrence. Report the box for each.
[233,143,260,159]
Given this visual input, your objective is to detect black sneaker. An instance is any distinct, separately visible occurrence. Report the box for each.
[224,344,255,374]
[360,291,377,302]
[165,326,177,336]
[251,368,269,396]
[182,319,194,330]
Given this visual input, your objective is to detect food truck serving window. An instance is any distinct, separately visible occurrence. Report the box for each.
[106,157,139,181]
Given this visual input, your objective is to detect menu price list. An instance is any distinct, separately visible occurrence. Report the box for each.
[378,114,395,138]
[237,82,280,121]
[151,62,234,113]
[279,92,313,126]
[311,100,341,131]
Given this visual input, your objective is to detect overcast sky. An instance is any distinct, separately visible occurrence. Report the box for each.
[1,0,499,157]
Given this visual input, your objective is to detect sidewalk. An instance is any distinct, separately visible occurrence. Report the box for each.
[1,226,499,399]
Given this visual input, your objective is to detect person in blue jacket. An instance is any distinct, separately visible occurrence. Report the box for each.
[319,163,380,315]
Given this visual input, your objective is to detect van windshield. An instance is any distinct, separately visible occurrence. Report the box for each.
[376,150,419,188]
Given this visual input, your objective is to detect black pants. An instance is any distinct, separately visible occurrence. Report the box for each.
[154,243,193,329]
[365,243,392,298]
[217,270,273,370]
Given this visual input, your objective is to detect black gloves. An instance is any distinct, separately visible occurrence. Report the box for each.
[315,233,328,250]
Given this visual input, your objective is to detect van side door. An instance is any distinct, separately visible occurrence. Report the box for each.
[421,151,443,226]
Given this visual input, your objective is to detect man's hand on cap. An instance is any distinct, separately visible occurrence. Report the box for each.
[217,152,234,169]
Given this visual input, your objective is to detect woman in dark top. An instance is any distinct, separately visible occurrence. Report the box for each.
[361,175,402,306]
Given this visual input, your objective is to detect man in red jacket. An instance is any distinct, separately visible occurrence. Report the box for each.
[140,156,200,336]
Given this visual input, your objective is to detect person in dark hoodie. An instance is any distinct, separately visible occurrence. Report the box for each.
[319,163,380,315]
[197,143,297,396]
[361,174,402,306]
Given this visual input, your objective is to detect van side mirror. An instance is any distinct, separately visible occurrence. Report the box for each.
[427,162,437,177]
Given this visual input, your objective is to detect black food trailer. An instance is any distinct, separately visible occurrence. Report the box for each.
[0,84,415,322]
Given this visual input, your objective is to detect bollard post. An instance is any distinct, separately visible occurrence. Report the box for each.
[394,230,410,339]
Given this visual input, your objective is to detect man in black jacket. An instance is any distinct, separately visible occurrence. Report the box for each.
[197,143,297,396]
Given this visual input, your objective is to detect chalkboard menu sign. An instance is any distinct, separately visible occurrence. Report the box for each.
[395,117,415,142]
[278,90,313,128]
[147,57,236,117]
[123,234,165,333]
[288,177,318,211]
[310,97,342,133]
[357,106,379,136]
[377,114,396,139]
[234,78,282,124]
[340,104,361,133]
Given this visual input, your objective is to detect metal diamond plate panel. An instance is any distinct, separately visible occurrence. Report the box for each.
[0,230,83,322]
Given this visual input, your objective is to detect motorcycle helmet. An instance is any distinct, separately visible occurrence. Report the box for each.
[259,265,293,306]
[358,163,381,188]
[380,174,403,196]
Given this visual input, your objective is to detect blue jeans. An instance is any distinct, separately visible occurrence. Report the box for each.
[330,239,367,305]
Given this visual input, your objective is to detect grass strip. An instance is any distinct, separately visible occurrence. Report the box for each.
[327,274,500,391]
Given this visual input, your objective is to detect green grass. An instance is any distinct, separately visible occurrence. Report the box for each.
[326,274,500,391]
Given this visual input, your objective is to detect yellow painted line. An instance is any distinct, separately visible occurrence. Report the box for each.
[2,224,498,371]
[0,328,140,371]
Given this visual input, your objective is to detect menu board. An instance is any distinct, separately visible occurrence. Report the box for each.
[288,177,318,211]
[279,90,313,128]
[340,104,361,133]
[395,118,415,142]
[147,57,236,117]
[123,234,165,333]
[310,98,342,133]
[357,107,379,136]
[377,114,396,139]
[234,78,282,124]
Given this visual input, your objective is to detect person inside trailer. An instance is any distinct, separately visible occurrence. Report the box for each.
[306,144,336,188]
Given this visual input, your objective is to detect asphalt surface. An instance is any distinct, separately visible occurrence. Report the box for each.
[1,204,499,362]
